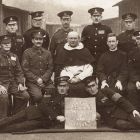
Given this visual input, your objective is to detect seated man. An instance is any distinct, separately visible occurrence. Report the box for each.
[127,30,140,111]
[58,31,95,97]
[22,30,54,105]
[0,35,29,117]
[97,33,128,95]
[84,76,140,130]
[0,76,69,132]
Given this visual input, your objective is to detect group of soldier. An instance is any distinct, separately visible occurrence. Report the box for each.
[0,6,140,132]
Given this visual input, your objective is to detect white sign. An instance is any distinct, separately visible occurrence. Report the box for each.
[65,97,97,129]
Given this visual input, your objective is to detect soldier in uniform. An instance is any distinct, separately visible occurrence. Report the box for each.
[22,30,54,105]
[0,76,68,132]
[97,33,128,95]
[3,16,24,63]
[84,76,140,130]
[49,10,73,82]
[23,11,50,51]
[81,7,112,75]
[127,31,140,112]
[117,13,137,54]
[0,35,29,118]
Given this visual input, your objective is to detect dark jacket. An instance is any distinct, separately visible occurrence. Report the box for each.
[22,47,53,84]
[97,50,128,88]
[96,87,135,120]
[81,23,112,61]
[128,47,140,82]
[118,30,136,54]
[8,33,24,63]
[49,28,73,63]
[26,94,65,121]
[0,50,24,85]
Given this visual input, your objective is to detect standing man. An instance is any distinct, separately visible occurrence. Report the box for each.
[3,16,24,63]
[22,30,54,105]
[23,11,50,51]
[97,33,128,94]
[49,10,73,82]
[118,13,137,54]
[0,35,29,117]
[81,7,112,75]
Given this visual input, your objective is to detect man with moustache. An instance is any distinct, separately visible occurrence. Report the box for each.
[81,7,112,75]
[49,10,73,83]
[22,30,54,105]
[23,11,50,51]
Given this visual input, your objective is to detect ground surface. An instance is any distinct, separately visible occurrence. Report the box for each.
[0,132,140,140]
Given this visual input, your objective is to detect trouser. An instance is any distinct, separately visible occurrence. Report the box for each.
[1,81,29,117]
[0,106,52,132]
[110,114,140,130]
[26,81,55,105]
[127,82,140,111]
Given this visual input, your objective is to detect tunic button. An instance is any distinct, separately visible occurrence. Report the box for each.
[95,39,97,42]
[96,28,97,30]
[94,46,97,48]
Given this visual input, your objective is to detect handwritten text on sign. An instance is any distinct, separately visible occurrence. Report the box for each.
[65,97,97,129]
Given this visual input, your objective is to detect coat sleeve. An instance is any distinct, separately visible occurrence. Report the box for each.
[22,51,39,83]
[117,53,128,83]
[97,55,108,82]
[14,55,24,84]
[76,64,93,80]
[102,87,136,113]
[41,52,53,83]
[49,35,57,59]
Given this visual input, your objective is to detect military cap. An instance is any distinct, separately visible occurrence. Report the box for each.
[56,76,70,85]
[3,16,18,24]
[30,11,44,19]
[0,35,11,44]
[88,7,104,15]
[133,31,140,37]
[122,13,137,21]
[57,10,73,18]
[83,76,96,86]
[31,30,45,38]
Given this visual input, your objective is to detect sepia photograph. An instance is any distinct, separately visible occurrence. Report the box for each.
[0,0,140,139]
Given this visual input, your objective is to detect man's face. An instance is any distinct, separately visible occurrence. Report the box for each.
[32,35,43,47]
[57,82,69,95]
[32,18,42,28]
[124,19,135,30]
[1,43,11,51]
[86,81,98,96]
[91,14,102,24]
[107,36,118,51]
[135,36,140,46]
[6,21,18,33]
[67,32,79,47]
[61,17,71,29]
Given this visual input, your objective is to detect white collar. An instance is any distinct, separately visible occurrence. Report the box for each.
[109,47,118,52]
[64,42,84,50]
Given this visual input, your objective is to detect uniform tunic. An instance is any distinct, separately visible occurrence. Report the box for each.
[8,33,24,63]
[22,47,54,103]
[117,30,136,54]
[0,50,29,116]
[127,47,140,111]
[81,23,112,62]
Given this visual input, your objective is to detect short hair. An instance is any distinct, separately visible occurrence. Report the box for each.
[107,33,118,40]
